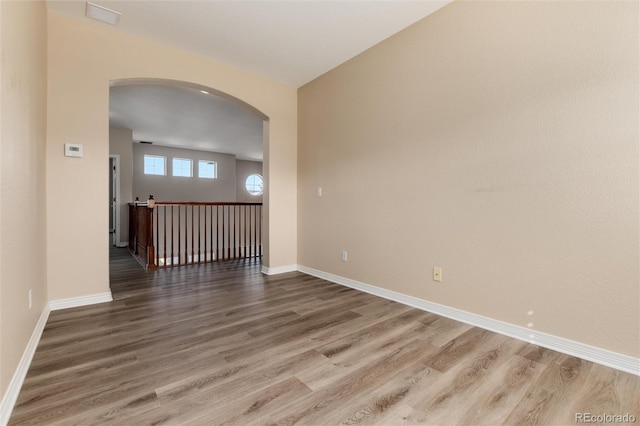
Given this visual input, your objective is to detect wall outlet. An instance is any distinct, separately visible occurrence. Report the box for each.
[29,289,33,309]
[342,250,348,262]
[317,187,323,197]
[433,267,442,282]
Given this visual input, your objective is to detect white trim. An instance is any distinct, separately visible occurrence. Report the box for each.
[109,154,121,247]
[297,265,640,377]
[197,159,217,179]
[0,306,50,426]
[143,154,167,176]
[261,264,298,275]
[171,157,193,178]
[49,292,113,311]
[116,242,128,248]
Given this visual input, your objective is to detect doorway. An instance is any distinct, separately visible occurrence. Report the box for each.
[109,154,120,246]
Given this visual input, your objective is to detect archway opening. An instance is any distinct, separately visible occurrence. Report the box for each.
[108,78,269,273]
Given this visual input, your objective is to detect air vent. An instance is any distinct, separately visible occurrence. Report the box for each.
[140,141,153,145]
[86,2,121,26]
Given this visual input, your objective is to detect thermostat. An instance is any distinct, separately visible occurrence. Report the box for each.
[64,143,83,158]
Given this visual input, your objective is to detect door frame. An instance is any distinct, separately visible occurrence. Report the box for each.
[109,154,121,246]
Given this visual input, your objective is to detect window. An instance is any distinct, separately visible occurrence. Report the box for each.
[143,155,166,175]
[198,160,217,179]
[172,158,192,177]
[245,174,263,196]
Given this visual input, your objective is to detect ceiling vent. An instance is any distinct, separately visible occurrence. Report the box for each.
[86,2,121,26]
[140,141,153,144]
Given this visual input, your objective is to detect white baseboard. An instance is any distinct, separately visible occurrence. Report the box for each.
[1,291,114,424]
[116,242,128,248]
[49,292,113,311]
[297,265,640,377]
[0,306,50,426]
[261,264,299,275]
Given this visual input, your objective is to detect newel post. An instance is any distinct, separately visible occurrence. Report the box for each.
[147,206,157,269]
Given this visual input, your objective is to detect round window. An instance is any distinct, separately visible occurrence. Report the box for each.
[245,174,263,196]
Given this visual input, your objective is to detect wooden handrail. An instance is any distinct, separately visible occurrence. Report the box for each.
[154,201,262,206]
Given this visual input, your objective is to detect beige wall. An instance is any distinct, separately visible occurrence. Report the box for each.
[0,0,48,400]
[109,127,133,245]
[298,1,639,357]
[132,144,237,202]
[236,160,263,203]
[47,11,297,300]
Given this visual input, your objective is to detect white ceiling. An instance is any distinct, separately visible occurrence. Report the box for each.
[110,84,265,161]
[48,0,452,160]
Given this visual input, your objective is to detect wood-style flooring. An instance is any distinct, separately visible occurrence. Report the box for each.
[9,247,640,425]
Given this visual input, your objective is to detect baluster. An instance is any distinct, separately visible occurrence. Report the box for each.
[227,205,231,260]
[258,205,262,257]
[216,206,219,261]
[170,206,174,266]
[204,205,208,263]
[161,205,165,266]
[155,206,159,267]
[190,204,194,264]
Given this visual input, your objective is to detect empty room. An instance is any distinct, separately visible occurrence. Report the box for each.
[1,0,638,425]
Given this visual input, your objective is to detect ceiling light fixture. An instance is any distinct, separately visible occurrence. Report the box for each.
[200,90,210,95]
[86,2,121,26]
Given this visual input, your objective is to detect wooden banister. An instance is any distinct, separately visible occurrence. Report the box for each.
[129,201,263,269]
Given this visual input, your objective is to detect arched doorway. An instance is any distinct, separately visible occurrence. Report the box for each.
[108,78,268,271]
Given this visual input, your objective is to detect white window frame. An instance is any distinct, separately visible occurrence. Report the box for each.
[245,174,263,196]
[172,157,193,177]
[198,160,218,179]
[143,155,166,176]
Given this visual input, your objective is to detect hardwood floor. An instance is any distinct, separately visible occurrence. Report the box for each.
[9,248,640,425]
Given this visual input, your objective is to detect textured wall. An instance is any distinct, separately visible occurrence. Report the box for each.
[298,1,639,357]
[0,0,48,401]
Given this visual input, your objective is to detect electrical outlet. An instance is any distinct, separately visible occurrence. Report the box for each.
[29,289,33,309]
[342,250,348,262]
[433,267,442,282]
[317,187,323,197]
